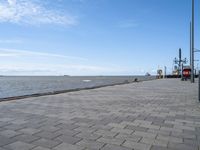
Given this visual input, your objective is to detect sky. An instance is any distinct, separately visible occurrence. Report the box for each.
[0,0,199,76]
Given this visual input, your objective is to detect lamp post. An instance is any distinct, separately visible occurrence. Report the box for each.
[190,22,192,76]
[191,0,195,83]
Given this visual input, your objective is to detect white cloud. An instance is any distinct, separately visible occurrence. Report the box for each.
[7,0,16,5]
[0,48,87,61]
[0,0,77,26]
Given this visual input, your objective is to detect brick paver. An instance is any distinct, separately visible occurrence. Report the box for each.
[0,79,199,150]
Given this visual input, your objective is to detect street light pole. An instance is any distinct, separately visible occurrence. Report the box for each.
[190,22,192,73]
[191,0,195,83]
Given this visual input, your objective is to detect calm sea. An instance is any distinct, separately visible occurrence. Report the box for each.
[0,76,155,99]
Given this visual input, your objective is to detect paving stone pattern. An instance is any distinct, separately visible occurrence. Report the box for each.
[0,79,199,150]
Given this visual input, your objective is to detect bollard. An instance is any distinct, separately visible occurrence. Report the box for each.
[199,71,200,102]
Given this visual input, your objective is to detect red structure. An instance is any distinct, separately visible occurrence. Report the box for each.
[182,66,191,80]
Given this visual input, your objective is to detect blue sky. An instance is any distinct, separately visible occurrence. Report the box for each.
[0,0,199,75]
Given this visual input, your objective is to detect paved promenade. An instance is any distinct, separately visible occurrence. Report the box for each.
[0,79,199,150]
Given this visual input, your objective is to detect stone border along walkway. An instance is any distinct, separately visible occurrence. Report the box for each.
[0,79,199,150]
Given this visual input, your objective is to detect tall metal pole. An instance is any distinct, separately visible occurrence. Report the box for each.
[164,66,167,78]
[191,0,195,83]
[190,22,192,71]
[198,71,200,101]
[179,48,182,76]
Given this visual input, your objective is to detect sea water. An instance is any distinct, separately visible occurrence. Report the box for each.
[0,76,155,99]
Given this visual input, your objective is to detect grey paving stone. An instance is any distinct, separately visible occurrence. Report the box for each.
[0,130,21,138]
[160,127,182,133]
[149,118,165,124]
[34,131,61,140]
[10,119,28,125]
[71,117,93,123]
[32,146,50,150]
[116,133,142,142]
[111,127,133,134]
[141,137,168,147]
[196,135,200,141]
[21,122,43,129]
[56,135,82,145]
[0,118,14,122]
[40,120,61,127]
[134,120,152,126]
[19,128,41,135]
[168,142,198,150]
[133,131,157,139]
[147,129,170,136]
[0,128,8,133]
[101,117,122,124]
[150,145,172,150]
[139,124,160,130]
[76,139,105,150]
[123,140,152,150]
[91,124,113,131]
[183,139,200,146]
[165,117,175,122]
[135,115,147,121]
[56,123,79,130]
[3,123,26,131]
[97,137,125,146]
[12,134,40,143]
[171,131,196,139]
[95,129,118,138]
[0,135,16,147]
[55,129,80,137]
[3,141,35,150]
[76,132,101,141]
[184,129,200,136]
[53,142,84,150]
[0,122,10,128]
[74,122,94,128]
[107,123,127,129]
[38,126,60,132]
[125,125,148,132]
[173,125,195,131]
[156,135,183,143]
[32,138,61,149]
[152,122,173,128]
[101,144,132,150]
[74,126,96,134]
